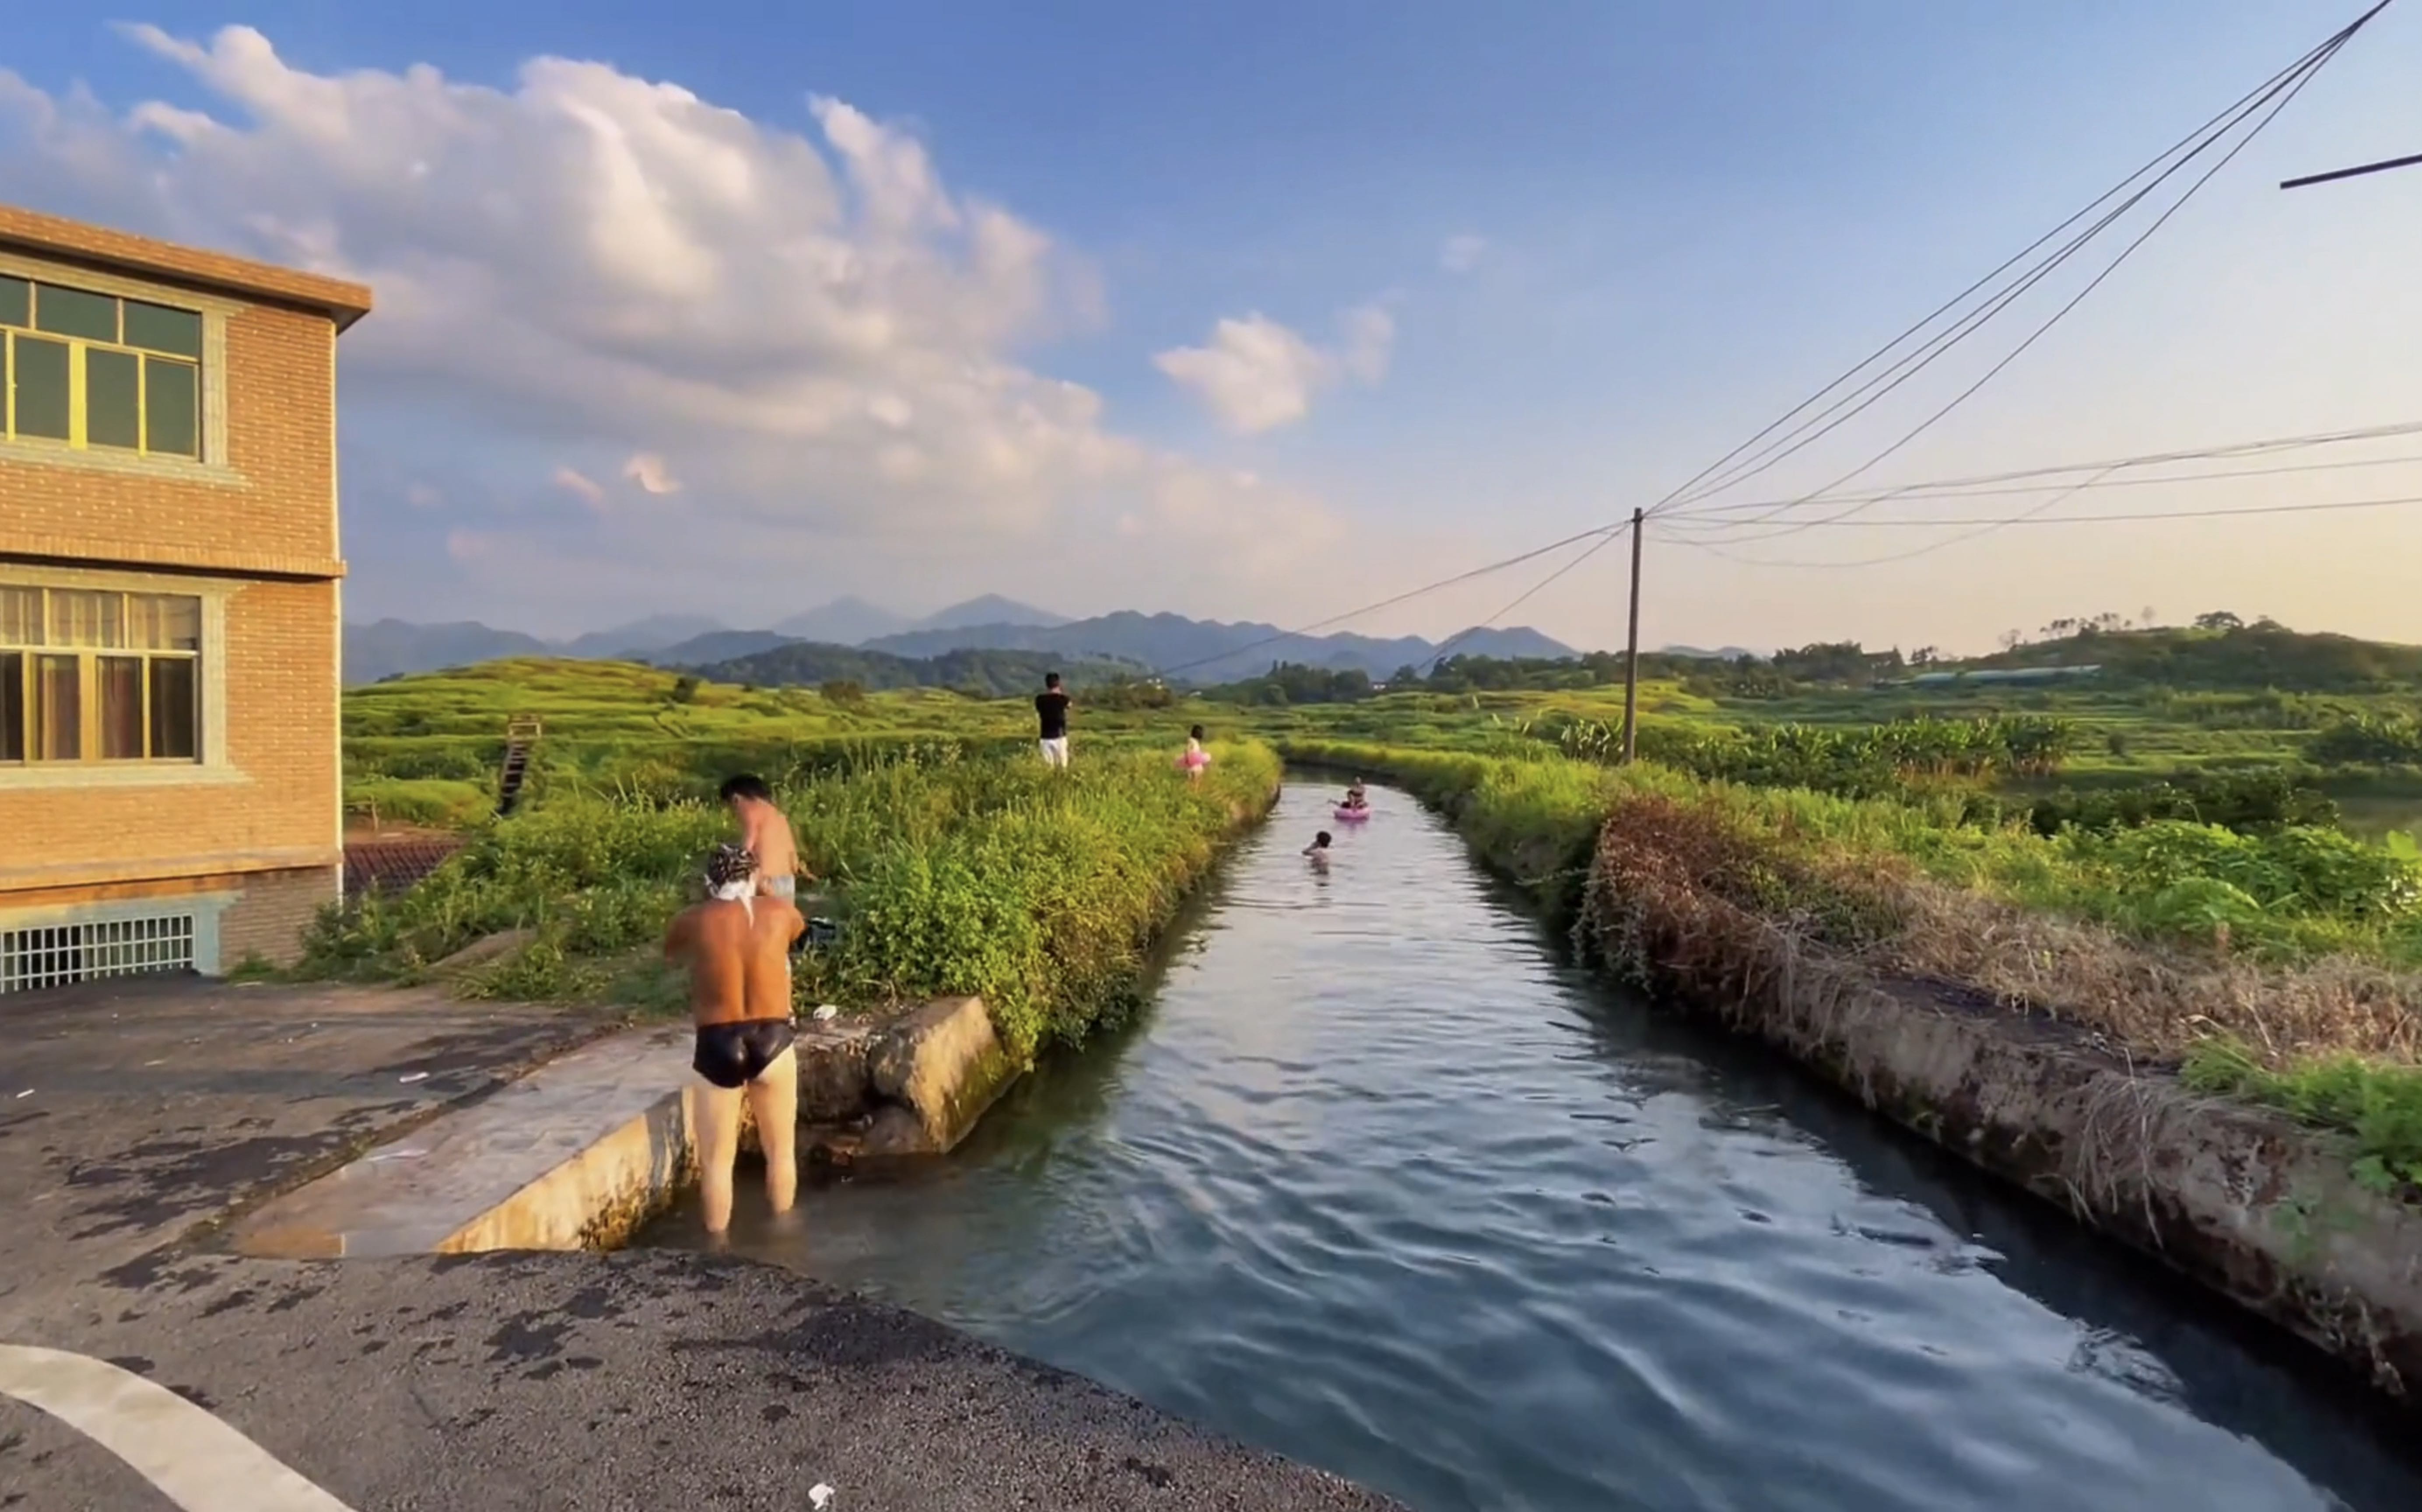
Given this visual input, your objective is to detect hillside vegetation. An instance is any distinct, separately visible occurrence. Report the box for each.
[686,641,1149,696]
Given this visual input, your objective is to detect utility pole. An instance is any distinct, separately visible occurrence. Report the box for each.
[1620,508,1644,764]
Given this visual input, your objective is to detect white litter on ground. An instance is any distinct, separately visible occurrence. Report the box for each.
[811,1005,839,1022]
[808,1484,835,1509]
[398,1072,430,1084]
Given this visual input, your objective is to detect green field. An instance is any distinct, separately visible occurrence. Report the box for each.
[336,630,2422,1187]
[328,678,1283,1059]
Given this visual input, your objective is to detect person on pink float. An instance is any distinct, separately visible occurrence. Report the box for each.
[1179,724,1213,783]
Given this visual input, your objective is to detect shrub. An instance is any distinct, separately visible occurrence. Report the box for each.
[2024,768,2341,838]
[2310,711,2422,767]
[301,742,1281,1057]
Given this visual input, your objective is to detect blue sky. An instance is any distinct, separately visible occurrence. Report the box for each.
[5,4,2418,652]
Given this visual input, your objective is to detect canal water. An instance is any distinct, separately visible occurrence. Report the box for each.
[640,784,2422,1512]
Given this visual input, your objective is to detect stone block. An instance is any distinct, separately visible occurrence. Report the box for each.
[867,995,1019,1154]
[796,1027,875,1123]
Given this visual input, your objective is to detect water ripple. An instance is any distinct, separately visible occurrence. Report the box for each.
[653,788,2422,1512]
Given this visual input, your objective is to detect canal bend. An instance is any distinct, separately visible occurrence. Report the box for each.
[647,783,2422,1512]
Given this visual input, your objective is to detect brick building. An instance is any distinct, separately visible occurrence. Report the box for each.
[0,203,373,991]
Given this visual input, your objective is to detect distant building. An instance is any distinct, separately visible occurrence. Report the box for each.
[0,203,372,992]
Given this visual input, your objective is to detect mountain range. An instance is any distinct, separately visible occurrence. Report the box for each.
[343,595,1066,685]
[343,595,1582,687]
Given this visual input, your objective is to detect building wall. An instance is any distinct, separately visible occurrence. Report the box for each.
[1,233,349,979]
[218,864,340,969]
[0,261,339,577]
[0,571,340,892]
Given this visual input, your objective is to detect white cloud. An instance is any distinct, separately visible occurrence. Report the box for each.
[1440,234,1486,274]
[550,466,605,506]
[0,25,1351,616]
[1154,301,1396,434]
[1153,314,1329,434]
[622,452,681,494]
[404,483,442,509]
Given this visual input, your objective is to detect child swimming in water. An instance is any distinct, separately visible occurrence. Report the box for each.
[1180,725,1212,782]
[1303,830,1332,865]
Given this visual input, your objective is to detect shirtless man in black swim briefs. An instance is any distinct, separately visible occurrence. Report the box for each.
[663,843,805,1236]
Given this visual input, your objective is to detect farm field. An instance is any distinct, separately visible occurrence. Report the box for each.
[334,638,2422,1187]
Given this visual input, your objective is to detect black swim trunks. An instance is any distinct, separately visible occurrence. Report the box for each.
[692,1018,797,1089]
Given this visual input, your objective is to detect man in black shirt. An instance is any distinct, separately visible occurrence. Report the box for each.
[1035,672,1073,770]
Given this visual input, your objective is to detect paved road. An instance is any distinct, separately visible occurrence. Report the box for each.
[0,978,1401,1512]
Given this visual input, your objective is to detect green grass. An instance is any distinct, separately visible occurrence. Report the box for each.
[1287,738,2422,967]
[2184,1040,2422,1194]
[345,776,493,828]
[310,738,1280,1060]
[1283,737,2422,1186]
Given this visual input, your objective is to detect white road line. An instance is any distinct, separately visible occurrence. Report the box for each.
[0,1344,358,1512]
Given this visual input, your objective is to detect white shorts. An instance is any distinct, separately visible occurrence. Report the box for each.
[1039,736,1070,768]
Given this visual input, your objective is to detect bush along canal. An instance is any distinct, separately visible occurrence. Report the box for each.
[300,740,1283,1074]
[640,782,2422,1512]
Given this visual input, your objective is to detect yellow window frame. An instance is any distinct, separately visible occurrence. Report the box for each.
[0,586,204,766]
[3,327,200,459]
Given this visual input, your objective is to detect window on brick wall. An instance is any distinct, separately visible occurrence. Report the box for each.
[0,274,203,459]
[0,584,202,765]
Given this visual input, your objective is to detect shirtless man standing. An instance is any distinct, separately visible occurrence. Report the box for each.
[662,844,804,1237]
[719,774,807,903]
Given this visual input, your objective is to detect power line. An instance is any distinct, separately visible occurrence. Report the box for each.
[1673,490,2422,570]
[1149,520,1624,679]
[1143,3,2397,681]
[1639,10,2387,523]
[1152,411,2422,679]
[1416,528,1627,675]
[1659,447,2422,524]
[1618,25,2355,526]
[1399,4,2390,674]
[1658,22,2369,541]
[1652,78,2308,516]
[2283,148,2422,189]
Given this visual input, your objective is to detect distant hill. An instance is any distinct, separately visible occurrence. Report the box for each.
[689,641,1149,696]
[914,595,1069,633]
[863,612,1581,683]
[345,600,1580,687]
[346,619,555,685]
[771,596,911,645]
[641,629,797,666]
[561,614,725,658]
[347,615,737,685]
[1968,621,2422,691]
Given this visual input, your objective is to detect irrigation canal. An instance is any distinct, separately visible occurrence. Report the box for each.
[641,783,2422,1512]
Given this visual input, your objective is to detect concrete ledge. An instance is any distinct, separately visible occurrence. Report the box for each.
[229,1026,699,1259]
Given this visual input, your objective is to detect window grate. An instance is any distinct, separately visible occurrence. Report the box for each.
[0,913,196,993]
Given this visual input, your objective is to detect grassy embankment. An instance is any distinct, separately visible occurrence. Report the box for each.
[1280,737,2422,1194]
[321,686,1281,1059]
